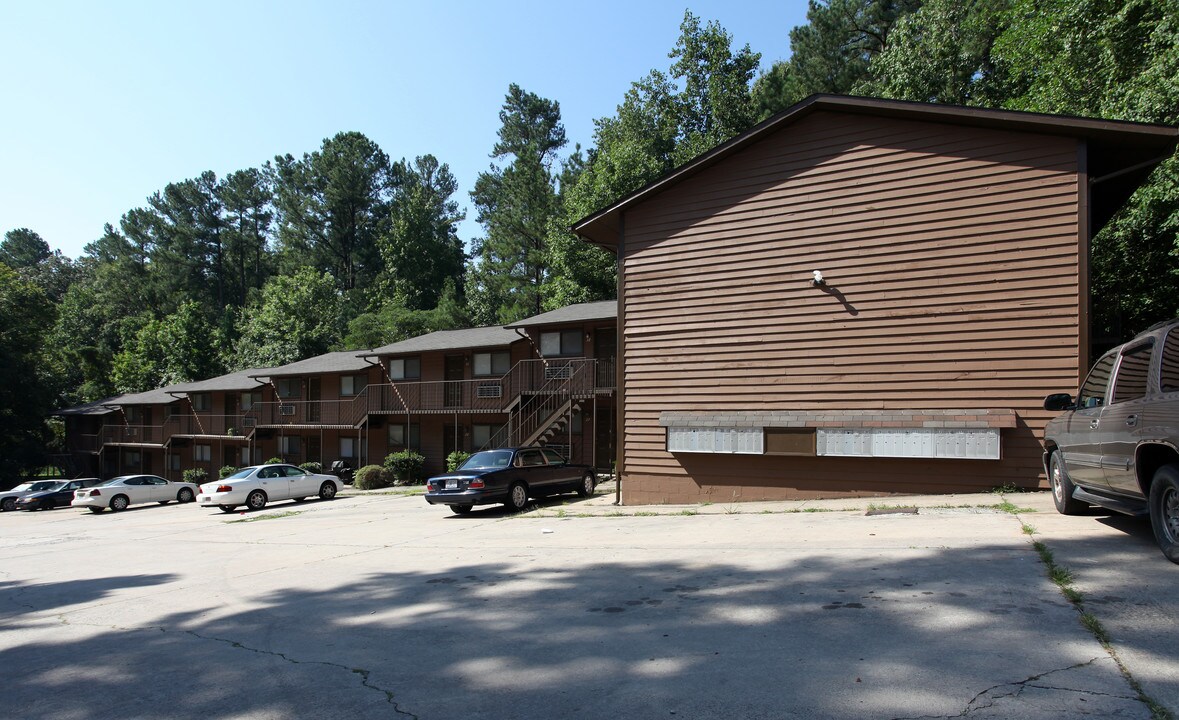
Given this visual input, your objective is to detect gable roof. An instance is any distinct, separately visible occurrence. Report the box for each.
[361,326,522,357]
[171,368,270,393]
[506,300,617,329]
[573,94,1179,251]
[54,397,120,416]
[251,351,374,379]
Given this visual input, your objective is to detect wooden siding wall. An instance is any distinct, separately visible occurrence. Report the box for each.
[620,112,1083,503]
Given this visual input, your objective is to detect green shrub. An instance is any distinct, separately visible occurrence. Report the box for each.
[446,451,471,472]
[300,461,323,474]
[219,465,237,479]
[384,450,426,485]
[354,464,393,490]
[183,468,209,486]
[266,457,283,465]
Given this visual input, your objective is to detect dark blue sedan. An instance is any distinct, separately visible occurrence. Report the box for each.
[425,447,596,515]
[16,478,102,511]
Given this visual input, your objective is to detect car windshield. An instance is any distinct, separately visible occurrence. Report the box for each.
[460,450,513,470]
[8,483,35,493]
[42,482,68,491]
[227,467,259,480]
[29,481,60,491]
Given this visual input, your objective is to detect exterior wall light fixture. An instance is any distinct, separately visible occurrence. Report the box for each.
[811,270,826,287]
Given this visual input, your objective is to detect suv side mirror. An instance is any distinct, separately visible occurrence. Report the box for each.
[1043,393,1076,411]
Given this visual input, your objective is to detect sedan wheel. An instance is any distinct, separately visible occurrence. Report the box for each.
[318,482,337,501]
[450,505,473,515]
[245,490,267,511]
[178,488,195,503]
[218,505,237,513]
[110,495,130,512]
[1,497,15,512]
[576,472,595,498]
[505,482,528,512]
[88,506,104,514]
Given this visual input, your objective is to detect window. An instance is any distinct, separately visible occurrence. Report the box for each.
[389,357,420,380]
[168,454,181,471]
[341,375,367,397]
[1112,342,1153,404]
[473,351,511,376]
[241,391,262,410]
[277,379,300,398]
[1078,353,1117,409]
[540,330,583,357]
[388,423,420,451]
[472,424,494,450]
[1162,330,1179,393]
[190,393,211,412]
[241,446,253,466]
[125,406,141,423]
[541,448,566,465]
[516,449,545,467]
[340,437,356,459]
[195,444,211,462]
[125,450,141,467]
[280,436,300,455]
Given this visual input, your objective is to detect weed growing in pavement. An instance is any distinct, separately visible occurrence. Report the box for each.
[1014,513,1171,719]
[674,509,698,516]
[225,510,303,523]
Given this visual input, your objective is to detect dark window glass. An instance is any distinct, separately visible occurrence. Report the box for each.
[1079,353,1117,409]
[1112,342,1153,404]
[1161,330,1179,393]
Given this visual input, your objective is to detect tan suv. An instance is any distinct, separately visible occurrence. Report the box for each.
[1043,319,1179,563]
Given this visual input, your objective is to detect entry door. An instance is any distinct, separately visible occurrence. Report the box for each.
[308,378,321,422]
[594,328,616,388]
[444,355,464,408]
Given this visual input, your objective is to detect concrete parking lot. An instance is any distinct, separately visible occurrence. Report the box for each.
[1,485,1175,719]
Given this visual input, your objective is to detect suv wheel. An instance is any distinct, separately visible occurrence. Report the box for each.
[1049,451,1085,515]
[1149,465,1179,563]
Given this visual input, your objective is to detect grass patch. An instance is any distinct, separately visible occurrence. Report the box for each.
[225,510,303,523]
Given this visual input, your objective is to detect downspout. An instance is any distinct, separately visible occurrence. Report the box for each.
[615,213,625,506]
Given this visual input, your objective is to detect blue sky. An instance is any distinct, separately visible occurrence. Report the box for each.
[0,1,809,260]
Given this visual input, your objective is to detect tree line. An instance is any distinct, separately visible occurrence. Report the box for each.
[2,2,1177,477]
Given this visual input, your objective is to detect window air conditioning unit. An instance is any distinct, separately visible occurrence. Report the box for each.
[545,366,572,380]
[279,405,296,416]
[477,384,503,399]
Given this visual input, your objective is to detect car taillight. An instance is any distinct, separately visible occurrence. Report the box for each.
[216,485,232,493]
[88,489,101,496]
[426,482,435,491]
[469,479,485,489]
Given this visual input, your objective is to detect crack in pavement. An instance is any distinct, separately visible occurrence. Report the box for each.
[19,609,419,719]
[185,629,420,719]
[890,657,1144,719]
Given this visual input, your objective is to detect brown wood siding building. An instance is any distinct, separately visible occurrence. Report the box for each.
[576,95,1178,505]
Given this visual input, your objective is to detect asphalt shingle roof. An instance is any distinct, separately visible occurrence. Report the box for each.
[252,351,375,378]
[506,301,617,328]
[363,326,522,357]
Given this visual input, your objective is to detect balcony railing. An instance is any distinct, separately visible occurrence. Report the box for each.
[245,395,369,427]
[369,357,611,415]
[100,424,168,446]
[164,414,254,437]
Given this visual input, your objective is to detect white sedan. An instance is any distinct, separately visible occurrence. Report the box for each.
[198,464,340,513]
[72,475,199,513]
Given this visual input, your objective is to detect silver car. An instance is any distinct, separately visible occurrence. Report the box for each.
[1043,318,1179,563]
